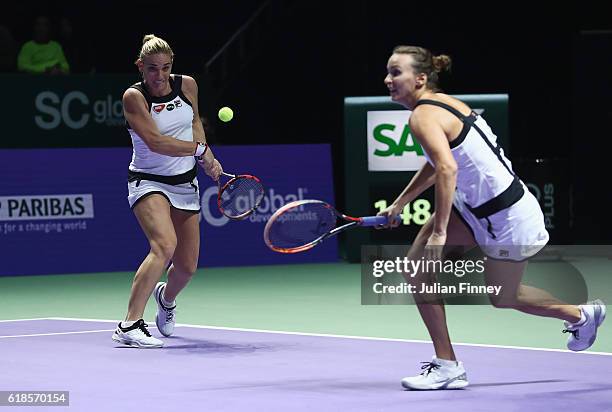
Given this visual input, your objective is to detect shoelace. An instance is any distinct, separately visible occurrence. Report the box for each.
[420,362,441,376]
[562,328,579,339]
[159,286,175,323]
[164,308,175,323]
[136,320,152,337]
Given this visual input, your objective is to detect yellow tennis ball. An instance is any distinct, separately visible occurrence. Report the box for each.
[218,106,234,122]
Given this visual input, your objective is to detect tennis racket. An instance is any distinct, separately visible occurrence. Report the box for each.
[263,199,396,253]
[217,172,264,219]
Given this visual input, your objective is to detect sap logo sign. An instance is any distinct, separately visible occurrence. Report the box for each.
[372,123,423,157]
[367,110,426,171]
[365,108,486,171]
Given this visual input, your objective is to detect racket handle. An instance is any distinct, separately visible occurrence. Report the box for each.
[360,215,396,226]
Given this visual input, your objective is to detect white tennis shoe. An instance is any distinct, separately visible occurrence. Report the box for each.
[401,357,469,390]
[563,299,606,351]
[154,282,176,337]
[112,319,163,348]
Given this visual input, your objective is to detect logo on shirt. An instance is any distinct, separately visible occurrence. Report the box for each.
[166,103,175,111]
[174,99,182,108]
[153,104,166,113]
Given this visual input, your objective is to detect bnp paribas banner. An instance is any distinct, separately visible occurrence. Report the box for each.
[0,74,137,148]
[366,108,485,171]
[0,144,336,276]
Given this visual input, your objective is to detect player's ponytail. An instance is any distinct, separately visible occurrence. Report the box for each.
[432,54,452,73]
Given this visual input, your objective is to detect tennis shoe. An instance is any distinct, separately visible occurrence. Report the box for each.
[401,356,469,390]
[112,319,163,348]
[563,299,606,351]
[154,282,176,337]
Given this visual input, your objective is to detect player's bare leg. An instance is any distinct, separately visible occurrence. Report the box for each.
[401,210,474,389]
[484,259,581,321]
[165,208,200,302]
[153,208,200,337]
[127,195,176,321]
[113,195,174,348]
[408,210,476,361]
[484,259,605,351]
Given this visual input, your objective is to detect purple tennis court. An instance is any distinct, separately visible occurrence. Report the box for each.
[1,318,610,411]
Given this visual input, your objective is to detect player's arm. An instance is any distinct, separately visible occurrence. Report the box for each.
[181,76,222,179]
[390,162,436,209]
[123,88,201,157]
[182,75,206,145]
[377,135,436,227]
[409,109,457,238]
[377,159,435,227]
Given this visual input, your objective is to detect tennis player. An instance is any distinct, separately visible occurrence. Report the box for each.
[112,34,222,348]
[377,45,606,389]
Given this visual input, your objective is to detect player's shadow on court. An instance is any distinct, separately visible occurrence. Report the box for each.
[202,378,393,393]
[469,379,567,388]
[536,384,612,397]
[161,337,276,355]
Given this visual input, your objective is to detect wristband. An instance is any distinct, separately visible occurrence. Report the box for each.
[194,142,208,158]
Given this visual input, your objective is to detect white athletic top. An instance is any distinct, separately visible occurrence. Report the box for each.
[416,100,520,212]
[127,75,196,176]
[415,100,548,256]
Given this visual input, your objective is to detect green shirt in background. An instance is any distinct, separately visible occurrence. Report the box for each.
[17,40,70,74]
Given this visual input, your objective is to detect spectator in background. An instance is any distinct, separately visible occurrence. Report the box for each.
[17,16,69,75]
[0,24,16,72]
[58,16,94,73]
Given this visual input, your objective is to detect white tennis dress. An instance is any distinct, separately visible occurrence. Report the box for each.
[126,75,200,212]
[415,99,549,261]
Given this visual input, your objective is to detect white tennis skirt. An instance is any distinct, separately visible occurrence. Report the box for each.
[453,184,549,261]
[127,179,201,213]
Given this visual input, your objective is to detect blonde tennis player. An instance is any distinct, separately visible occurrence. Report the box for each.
[112,34,222,348]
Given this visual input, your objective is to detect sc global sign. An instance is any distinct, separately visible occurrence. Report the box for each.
[34,91,124,130]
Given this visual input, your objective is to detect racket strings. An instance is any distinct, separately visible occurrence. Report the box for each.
[266,203,336,249]
[219,177,264,218]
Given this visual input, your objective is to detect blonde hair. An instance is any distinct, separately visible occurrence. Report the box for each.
[392,45,451,91]
[136,34,174,63]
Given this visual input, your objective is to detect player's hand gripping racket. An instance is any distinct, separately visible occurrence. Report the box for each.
[263,199,396,253]
[217,172,264,219]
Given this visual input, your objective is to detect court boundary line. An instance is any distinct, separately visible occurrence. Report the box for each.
[0,329,116,339]
[27,316,611,356]
[0,317,58,323]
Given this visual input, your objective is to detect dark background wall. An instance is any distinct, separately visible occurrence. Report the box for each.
[2,1,610,242]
